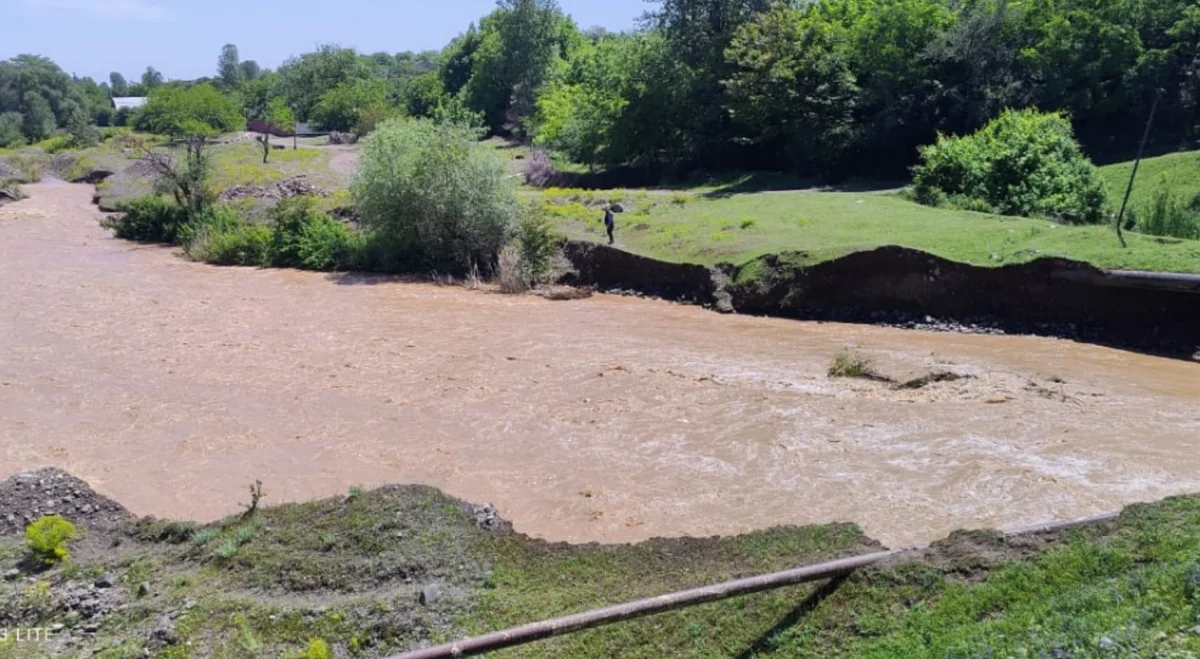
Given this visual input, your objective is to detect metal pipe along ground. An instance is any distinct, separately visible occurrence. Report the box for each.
[387,511,1122,659]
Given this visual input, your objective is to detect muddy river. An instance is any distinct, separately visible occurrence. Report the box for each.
[2,183,1199,548]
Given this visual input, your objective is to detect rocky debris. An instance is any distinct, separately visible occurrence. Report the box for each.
[137,581,151,597]
[0,468,133,536]
[419,583,444,606]
[94,573,116,589]
[469,503,511,533]
[328,131,358,145]
[0,159,18,180]
[150,614,179,647]
[217,175,330,203]
[121,157,164,181]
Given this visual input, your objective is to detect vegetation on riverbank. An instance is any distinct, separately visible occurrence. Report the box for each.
[3,469,1200,658]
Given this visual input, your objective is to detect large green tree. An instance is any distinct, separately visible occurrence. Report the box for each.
[460,0,580,135]
[218,44,242,89]
[724,3,860,174]
[135,83,244,139]
[276,45,370,121]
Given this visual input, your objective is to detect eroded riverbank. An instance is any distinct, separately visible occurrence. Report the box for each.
[2,183,1199,548]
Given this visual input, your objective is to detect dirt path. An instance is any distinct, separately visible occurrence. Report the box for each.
[3,182,1200,547]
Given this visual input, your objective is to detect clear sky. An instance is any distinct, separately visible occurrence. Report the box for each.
[1,0,650,82]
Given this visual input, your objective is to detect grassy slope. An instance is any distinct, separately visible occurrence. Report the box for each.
[1099,149,1200,212]
[540,188,1200,273]
[4,483,1200,659]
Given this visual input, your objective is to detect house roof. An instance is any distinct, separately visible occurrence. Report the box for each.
[111,97,148,111]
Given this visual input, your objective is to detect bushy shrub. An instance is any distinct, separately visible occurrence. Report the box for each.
[912,109,1111,224]
[352,118,517,272]
[296,217,364,270]
[269,196,327,267]
[105,195,188,243]
[298,638,331,659]
[177,204,244,250]
[268,196,363,270]
[25,515,76,565]
[514,205,561,284]
[189,223,275,267]
[1131,185,1200,240]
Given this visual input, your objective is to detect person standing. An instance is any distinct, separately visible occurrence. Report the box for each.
[603,205,615,245]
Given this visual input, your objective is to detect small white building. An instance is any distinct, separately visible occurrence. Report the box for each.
[111,97,148,111]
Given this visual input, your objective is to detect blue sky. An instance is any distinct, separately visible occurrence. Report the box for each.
[1,0,649,82]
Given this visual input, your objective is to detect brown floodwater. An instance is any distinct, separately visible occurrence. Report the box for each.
[2,183,1199,548]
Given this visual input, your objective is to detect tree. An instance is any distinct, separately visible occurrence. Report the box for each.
[21,91,54,142]
[109,72,129,96]
[0,112,24,147]
[64,99,100,147]
[240,71,280,121]
[310,78,390,132]
[276,45,370,121]
[239,60,262,81]
[141,66,164,90]
[135,84,244,139]
[260,97,294,163]
[351,119,518,271]
[0,54,73,137]
[460,0,579,135]
[218,44,242,89]
[724,4,860,174]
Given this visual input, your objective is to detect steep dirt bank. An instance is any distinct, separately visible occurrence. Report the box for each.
[0,468,1196,658]
[561,241,1200,355]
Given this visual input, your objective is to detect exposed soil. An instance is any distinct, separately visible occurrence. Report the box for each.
[3,183,1200,551]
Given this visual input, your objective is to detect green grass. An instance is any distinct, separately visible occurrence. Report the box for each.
[542,187,1200,273]
[6,481,1200,658]
[208,141,329,191]
[1099,149,1200,212]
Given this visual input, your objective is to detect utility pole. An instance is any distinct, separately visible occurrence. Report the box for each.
[1115,88,1165,248]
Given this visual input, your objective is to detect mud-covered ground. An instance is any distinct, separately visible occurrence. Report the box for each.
[3,183,1200,551]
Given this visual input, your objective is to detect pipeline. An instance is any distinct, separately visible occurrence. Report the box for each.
[388,512,1121,659]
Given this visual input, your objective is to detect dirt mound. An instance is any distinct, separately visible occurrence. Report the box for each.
[0,159,18,180]
[217,175,330,203]
[328,131,358,145]
[0,468,132,536]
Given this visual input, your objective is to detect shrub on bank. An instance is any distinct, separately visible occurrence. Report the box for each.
[268,196,364,271]
[26,515,76,565]
[352,118,518,273]
[105,195,189,243]
[188,222,275,267]
[912,109,1111,224]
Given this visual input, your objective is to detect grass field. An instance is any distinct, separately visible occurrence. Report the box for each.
[539,187,1200,274]
[9,132,1200,275]
[1099,149,1200,212]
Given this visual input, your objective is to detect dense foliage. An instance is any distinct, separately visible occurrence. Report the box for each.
[8,0,1200,206]
[135,84,244,138]
[352,118,517,271]
[912,109,1111,224]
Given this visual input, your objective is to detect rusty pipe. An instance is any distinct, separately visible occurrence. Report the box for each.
[388,512,1121,659]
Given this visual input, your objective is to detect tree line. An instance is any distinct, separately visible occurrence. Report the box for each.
[5,0,1199,179]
